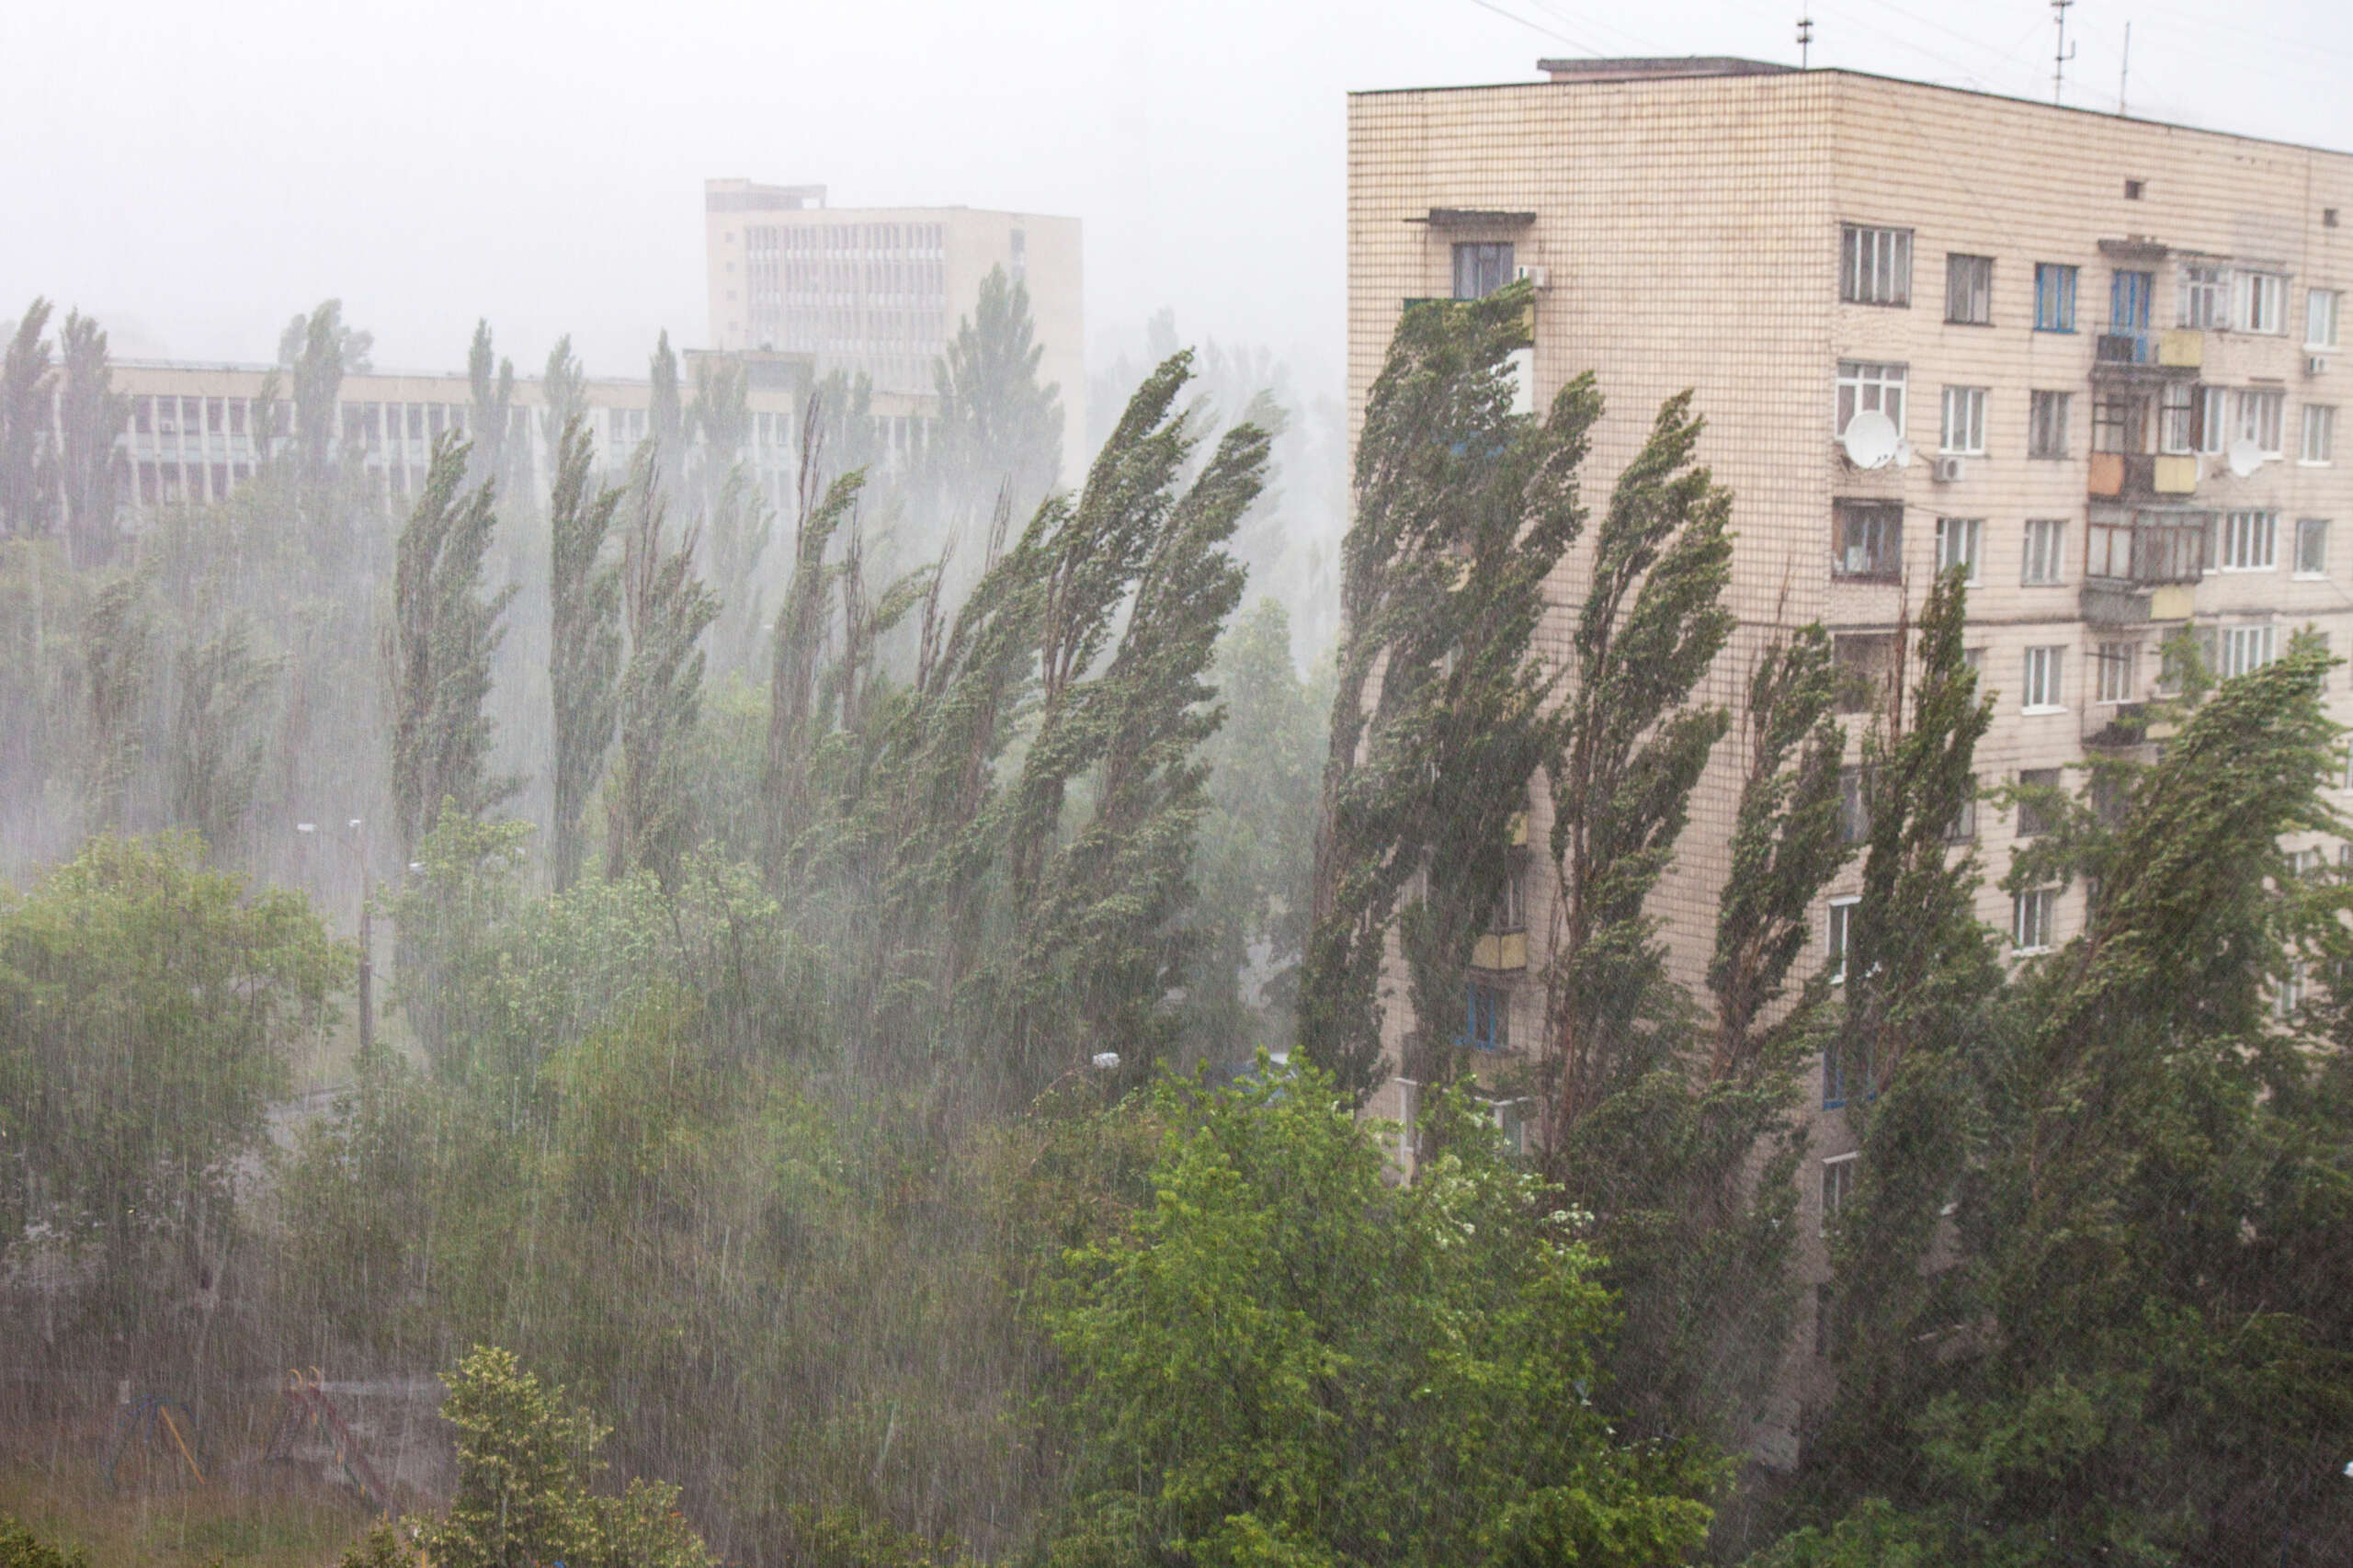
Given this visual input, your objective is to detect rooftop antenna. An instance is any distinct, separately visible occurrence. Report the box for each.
[1797,15,1813,69]
[2052,0,2077,106]
[2118,20,2131,115]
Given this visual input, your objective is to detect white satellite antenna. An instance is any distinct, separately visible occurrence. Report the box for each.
[2225,436,2265,478]
[1840,410,1901,470]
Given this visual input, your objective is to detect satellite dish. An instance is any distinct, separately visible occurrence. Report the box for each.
[1840,411,1900,470]
[2225,437,2264,478]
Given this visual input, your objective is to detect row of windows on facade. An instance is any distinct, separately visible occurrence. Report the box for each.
[122,395,842,460]
[1836,367,2336,463]
[1833,503,2329,586]
[738,221,951,258]
[1830,619,2290,729]
[737,256,949,301]
[1840,225,2343,345]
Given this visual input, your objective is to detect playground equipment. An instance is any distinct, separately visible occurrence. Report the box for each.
[105,1392,207,1494]
[261,1367,394,1517]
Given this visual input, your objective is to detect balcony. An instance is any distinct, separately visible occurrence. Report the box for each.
[2089,452,2200,499]
[1472,930,1528,972]
[2091,328,2201,381]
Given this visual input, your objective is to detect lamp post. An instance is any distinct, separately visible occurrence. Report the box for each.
[297,818,372,1055]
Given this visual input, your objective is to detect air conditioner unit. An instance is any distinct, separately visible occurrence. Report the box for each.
[1515,264,1550,290]
[2308,354,2331,376]
[1931,455,1968,483]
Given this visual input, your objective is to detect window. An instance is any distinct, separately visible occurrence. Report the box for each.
[1836,360,1907,435]
[2012,887,2057,952]
[1834,633,1900,714]
[1838,767,1871,846]
[2278,963,2307,1019]
[2197,386,2228,454]
[2023,518,2067,584]
[2310,289,2343,349]
[1451,242,1514,301]
[1821,1154,1858,1235]
[2017,767,2063,837]
[2180,262,2230,329]
[2158,381,2198,455]
[1940,386,1987,453]
[2124,178,2146,200]
[1946,778,1979,843]
[2218,510,2278,572]
[1461,982,1509,1051]
[1841,224,1912,306]
[2034,263,2078,331]
[1815,1282,1847,1358]
[1496,858,1527,933]
[2297,517,2330,578]
[1832,501,1903,581]
[2207,622,2277,677]
[2096,642,2139,703]
[2234,389,2286,456]
[2237,271,2287,335]
[1935,517,1983,582]
[2302,405,2336,464]
[2092,393,2148,454]
[2110,269,2154,332]
[1946,253,1994,324]
[2023,646,2065,711]
[2029,391,2072,458]
[1826,897,1859,987]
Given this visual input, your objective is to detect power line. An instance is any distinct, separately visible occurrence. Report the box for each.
[1459,0,1602,55]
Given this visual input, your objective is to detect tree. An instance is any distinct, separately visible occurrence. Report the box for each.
[549,415,623,892]
[647,330,684,483]
[81,573,152,833]
[55,309,127,568]
[931,267,1063,525]
[0,300,57,538]
[607,457,718,885]
[467,318,517,495]
[1042,1063,1717,1567]
[1300,287,1596,1099]
[0,1513,89,1568]
[417,1345,712,1568]
[389,432,518,866]
[169,614,278,855]
[540,335,589,481]
[0,835,345,1301]
[281,299,370,490]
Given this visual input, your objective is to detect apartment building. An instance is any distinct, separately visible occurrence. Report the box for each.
[1349,58,2353,1460]
[108,347,937,522]
[702,178,1083,477]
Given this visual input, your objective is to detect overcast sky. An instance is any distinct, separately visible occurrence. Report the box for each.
[5,0,2347,392]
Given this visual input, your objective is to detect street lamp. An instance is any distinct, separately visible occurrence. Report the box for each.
[296,818,373,1055]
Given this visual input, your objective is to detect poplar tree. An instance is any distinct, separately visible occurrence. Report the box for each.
[607,456,718,886]
[540,335,589,476]
[170,615,278,856]
[647,330,683,481]
[81,574,151,832]
[57,309,126,567]
[0,300,57,538]
[466,318,517,495]
[547,415,622,892]
[389,432,518,865]
[1300,286,1595,1100]
[931,266,1063,529]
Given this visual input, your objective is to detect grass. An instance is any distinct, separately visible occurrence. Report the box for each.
[1,1437,379,1567]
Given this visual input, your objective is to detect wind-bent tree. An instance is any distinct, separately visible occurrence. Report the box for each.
[1300,286,1593,1100]
[56,309,127,567]
[389,432,517,866]
[548,415,623,892]
[539,335,589,479]
[607,456,718,886]
[931,266,1063,528]
[81,574,151,834]
[647,330,683,485]
[0,300,57,538]
[170,615,278,856]
[467,319,517,496]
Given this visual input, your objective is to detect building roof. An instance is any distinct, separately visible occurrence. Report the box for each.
[1534,56,1791,83]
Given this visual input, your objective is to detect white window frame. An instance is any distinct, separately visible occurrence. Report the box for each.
[2209,622,2277,678]
[2296,517,2330,579]
[1821,1153,1859,1235]
[1935,517,1983,582]
[2023,645,2065,712]
[2218,510,2279,573]
[2310,289,2343,350]
[2179,262,2231,329]
[2302,404,2336,465]
[1826,896,1859,985]
[1939,386,1987,454]
[1836,361,1908,436]
[2012,887,2057,953]
[2096,642,2138,704]
[2237,271,2288,335]
[2022,518,2067,585]
[1841,224,1913,307]
[2197,386,2228,455]
[2233,389,2286,457]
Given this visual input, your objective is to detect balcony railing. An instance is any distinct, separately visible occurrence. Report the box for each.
[2091,328,2202,379]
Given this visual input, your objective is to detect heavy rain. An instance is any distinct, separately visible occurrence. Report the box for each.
[2,2,2350,1564]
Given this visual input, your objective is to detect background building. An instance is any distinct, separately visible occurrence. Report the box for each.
[1349,56,2352,1459]
[702,178,1083,479]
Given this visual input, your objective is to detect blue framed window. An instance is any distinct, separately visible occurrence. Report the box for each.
[2035,264,2078,332]
[1461,982,1509,1051]
[2109,269,2153,332]
[1824,1039,1849,1109]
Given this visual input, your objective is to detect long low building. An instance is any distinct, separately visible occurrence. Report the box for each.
[107,347,936,520]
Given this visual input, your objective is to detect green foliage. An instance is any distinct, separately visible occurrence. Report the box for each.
[0,1514,89,1568]
[466,320,517,497]
[1044,1062,1717,1567]
[1302,284,1596,1096]
[1,301,59,540]
[79,573,152,833]
[335,1522,409,1568]
[932,266,1064,521]
[548,413,624,892]
[55,309,127,568]
[168,613,278,855]
[418,1345,712,1568]
[607,458,720,885]
[0,835,344,1296]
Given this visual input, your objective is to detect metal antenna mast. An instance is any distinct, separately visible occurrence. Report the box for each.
[2119,20,2131,115]
[2052,0,2077,105]
[1797,15,1813,69]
